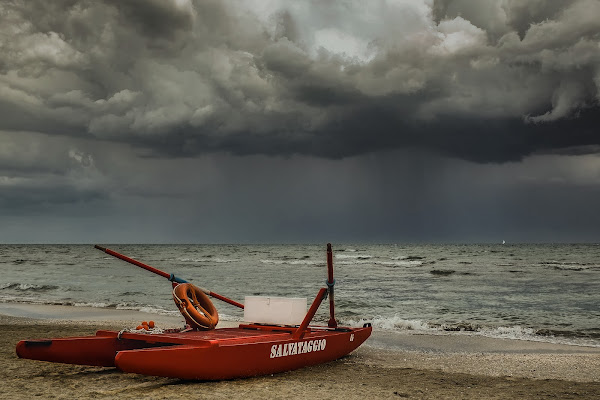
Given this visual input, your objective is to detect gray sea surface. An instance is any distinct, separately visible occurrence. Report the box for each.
[1,244,599,346]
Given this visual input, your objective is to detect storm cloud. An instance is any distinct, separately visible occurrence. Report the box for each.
[2,0,600,243]
[1,0,599,163]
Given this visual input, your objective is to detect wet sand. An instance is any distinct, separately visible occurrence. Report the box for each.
[1,305,599,399]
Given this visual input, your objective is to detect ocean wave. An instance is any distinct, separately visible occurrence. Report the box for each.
[375,260,424,267]
[551,266,585,271]
[429,269,456,276]
[259,259,322,266]
[0,283,59,292]
[0,296,102,307]
[343,315,600,347]
[471,325,600,346]
[12,259,38,264]
[539,261,592,271]
[335,254,372,260]
[179,257,240,263]
[120,291,145,296]
[0,297,178,316]
[178,255,224,263]
[70,301,237,321]
[333,258,424,267]
[403,256,426,261]
[345,315,436,332]
[260,255,424,267]
[178,257,202,262]
[0,297,245,323]
[341,255,427,267]
[72,301,115,308]
[281,255,311,260]
[114,303,179,316]
[535,327,600,340]
[212,258,240,263]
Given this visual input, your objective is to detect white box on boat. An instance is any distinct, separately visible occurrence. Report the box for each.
[244,296,307,325]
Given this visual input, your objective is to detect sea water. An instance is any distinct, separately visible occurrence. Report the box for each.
[0,244,599,347]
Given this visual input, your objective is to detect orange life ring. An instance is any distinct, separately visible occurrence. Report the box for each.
[172,283,219,330]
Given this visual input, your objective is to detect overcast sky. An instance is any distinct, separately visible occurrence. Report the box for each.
[1,0,600,243]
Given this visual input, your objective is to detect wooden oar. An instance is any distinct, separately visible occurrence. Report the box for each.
[94,245,244,309]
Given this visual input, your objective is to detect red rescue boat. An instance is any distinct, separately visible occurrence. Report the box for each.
[16,244,372,380]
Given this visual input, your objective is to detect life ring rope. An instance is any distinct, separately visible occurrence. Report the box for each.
[173,283,219,330]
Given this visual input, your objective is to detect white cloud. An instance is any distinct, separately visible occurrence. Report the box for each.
[431,17,488,55]
[527,80,587,123]
[313,28,374,62]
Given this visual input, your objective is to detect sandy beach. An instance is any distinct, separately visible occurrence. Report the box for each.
[1,305,599,399]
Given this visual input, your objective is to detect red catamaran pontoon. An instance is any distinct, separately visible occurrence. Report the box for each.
[16,244,372,380]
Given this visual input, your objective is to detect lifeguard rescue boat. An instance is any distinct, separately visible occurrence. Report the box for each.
[16,244,372,380]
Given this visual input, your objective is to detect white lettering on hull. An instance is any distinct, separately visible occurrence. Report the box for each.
[270,339,327,358]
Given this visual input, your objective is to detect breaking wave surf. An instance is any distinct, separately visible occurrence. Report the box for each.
[0,283,59,292]
[344,315,600,347]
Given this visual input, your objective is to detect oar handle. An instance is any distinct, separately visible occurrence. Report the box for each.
[94,245,185,282]
[206,291,245,309]
[94,245,244,309]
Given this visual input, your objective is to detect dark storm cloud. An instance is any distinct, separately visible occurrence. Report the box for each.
[0,181,106,214]
[1,0,599,163]
[432,0,580,40]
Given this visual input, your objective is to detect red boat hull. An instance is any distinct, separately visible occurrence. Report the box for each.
[17,325,371,380]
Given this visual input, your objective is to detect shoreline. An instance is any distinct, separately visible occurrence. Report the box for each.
[3,302,599,351]
[0,302,189,326]
[1,305,599,399]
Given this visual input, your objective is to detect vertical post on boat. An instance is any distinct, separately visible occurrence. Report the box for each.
[326,243,337,328]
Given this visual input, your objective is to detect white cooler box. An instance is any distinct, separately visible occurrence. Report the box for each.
[243,296,307,326]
